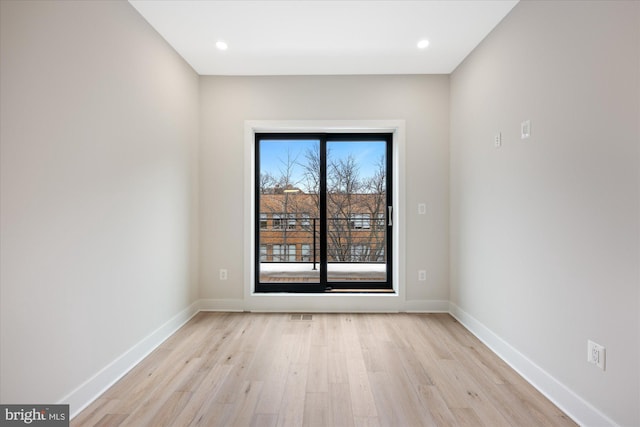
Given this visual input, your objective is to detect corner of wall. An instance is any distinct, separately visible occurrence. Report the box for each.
[64,301,200,418]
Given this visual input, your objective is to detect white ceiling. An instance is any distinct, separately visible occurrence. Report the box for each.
[128,0,518,76]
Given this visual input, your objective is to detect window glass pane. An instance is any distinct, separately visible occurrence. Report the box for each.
[257,135,390,290]
[327,140,387,282]
[258,138,320,284]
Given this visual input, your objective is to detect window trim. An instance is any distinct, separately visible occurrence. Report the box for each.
[244,120,406,311]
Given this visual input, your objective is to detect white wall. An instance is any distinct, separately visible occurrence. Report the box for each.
[450,1,640,426]
[199,75,449,310]
[0,0,199,413]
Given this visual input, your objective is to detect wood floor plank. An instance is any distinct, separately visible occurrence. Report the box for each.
[302,392,331,427]
[145,391,192,427]
[326,314,347,353]
[99,348,172,401]
[213,350,256,404]
[383,353,439,426]
[438,358,511,427]
[245,315,286,382]
[119,356,203,426]
[93,413,128,427]
[170,363,233,426]
[250,413,278,427]
[306,345,329,393]
[254,322,299,415]
[227,380,265,426]
[451,407,484,427]
[367,371,399,426]
[328,383,355,427]
[276,363,308,427]
[70,399,122,427]
[309,314,328,347]
[327,349,349,384]
[353,416,381,427]
[191,402,234,427]
[71,312,577,427]
[416,384,458,426]
[346,355,378,418]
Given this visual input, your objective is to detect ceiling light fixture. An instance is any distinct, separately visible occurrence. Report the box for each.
[215,40,228,51]
[417,39,430,49]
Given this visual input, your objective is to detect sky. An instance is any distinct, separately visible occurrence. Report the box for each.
[259,139,386,192]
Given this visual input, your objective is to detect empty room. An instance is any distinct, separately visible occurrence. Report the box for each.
[1,0,638,426]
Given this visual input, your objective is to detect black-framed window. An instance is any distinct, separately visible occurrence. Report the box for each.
[255,133,393,293]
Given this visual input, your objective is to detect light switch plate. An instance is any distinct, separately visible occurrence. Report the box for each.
[521,120,531,139]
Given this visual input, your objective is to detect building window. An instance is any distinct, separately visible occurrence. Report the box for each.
[272,214,283,230]
[287,214,296,230]
[301,244,311,262]
[260,244,268,261]
[351,244,368,261]
[376,213,385,228]
[273,244,297,262]
[260,213,268,230]
[273,244,283,261]
[301,213,311,228]
[350,213,371,230]
[287,244,296,261]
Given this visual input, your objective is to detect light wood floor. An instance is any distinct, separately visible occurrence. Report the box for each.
[72,312,576,427]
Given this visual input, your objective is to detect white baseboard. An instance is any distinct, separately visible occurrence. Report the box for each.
[201,297,450,313]
[449,303,617,427]
[245,293,403,313]
[63,301,200,419]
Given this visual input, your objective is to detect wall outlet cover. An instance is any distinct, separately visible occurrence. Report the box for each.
[521,120,531,139]
[587,340,606,370]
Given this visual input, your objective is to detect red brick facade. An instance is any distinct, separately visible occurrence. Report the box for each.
[259,191,387,263]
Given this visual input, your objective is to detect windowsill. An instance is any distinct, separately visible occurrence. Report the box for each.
[251,290,398,296]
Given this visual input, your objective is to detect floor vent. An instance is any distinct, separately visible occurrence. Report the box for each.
[290,314,313,321]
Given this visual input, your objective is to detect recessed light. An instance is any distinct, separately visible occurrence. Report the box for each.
[216,40,228,51]
[417,39,430,49]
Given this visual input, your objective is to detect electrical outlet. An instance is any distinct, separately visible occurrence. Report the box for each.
[220,269,228,280]
[418,270,426,281]
[587,340,606,370]
[418,203,426,215]
[494,132,502,148]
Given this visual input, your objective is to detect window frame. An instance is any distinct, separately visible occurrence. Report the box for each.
[254,132,393,292]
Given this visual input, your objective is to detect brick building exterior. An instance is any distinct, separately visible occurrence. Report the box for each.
[259,189,387,263]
